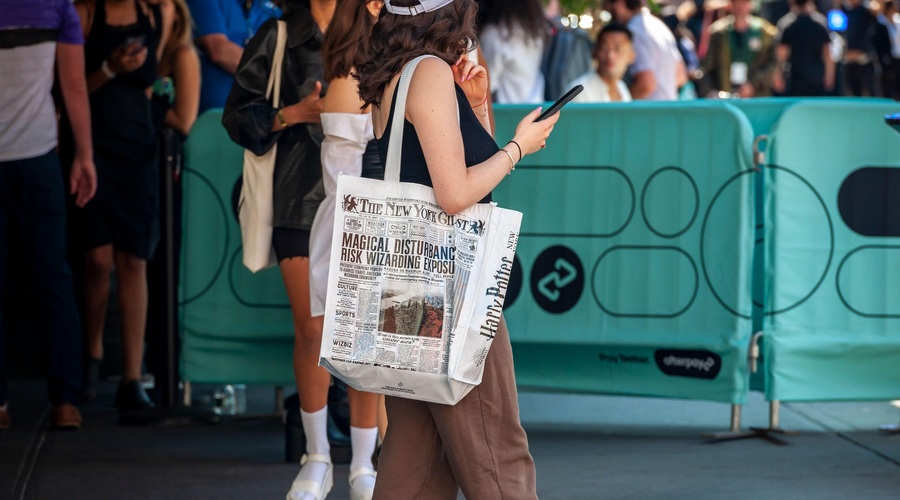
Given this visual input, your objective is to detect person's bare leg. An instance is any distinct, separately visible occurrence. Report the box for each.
[282,258,332,500]
[348,386,380,496]
[282,259,330,412]
[348,388,378,428]
[376,395,387,442]
[114,250,147,383]
[83,245,114,361]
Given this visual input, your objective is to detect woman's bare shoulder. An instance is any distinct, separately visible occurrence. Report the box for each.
[411,56,453,83]
[172,43,199,62]
[408,57,454,97]
[324,74,366,114]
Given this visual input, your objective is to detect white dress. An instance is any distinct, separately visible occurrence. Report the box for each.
[308,113,374,317]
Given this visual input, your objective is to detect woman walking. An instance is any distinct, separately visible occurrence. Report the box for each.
[356,0,559,497]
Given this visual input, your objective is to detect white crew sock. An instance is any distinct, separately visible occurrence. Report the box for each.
[289,406,331,500]
[349,426,378,493]
[301,406,331,455]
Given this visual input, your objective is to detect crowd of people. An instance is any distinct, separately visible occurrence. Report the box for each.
[1,0,898,498]
[476,0,900,103]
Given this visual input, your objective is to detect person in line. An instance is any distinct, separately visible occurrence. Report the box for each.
[0,0,97,430]
[187,0,281,113]
[842,0,879,96]
[662,1,702,91]
[72,0,164,413]
[569,23,635,103]
[606,0,687,100]
[772,0,834,96]
[152,0,200,137]
[701,0,778,97]
[356,0,558,497]
[875,0,900,99]
[222,0,333,497]
[142,0,201,400]
[475,0,546,103]
[540,0,595,102]
[302,1,385,498]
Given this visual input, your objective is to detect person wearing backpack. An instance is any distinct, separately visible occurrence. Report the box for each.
[540,13,594,100]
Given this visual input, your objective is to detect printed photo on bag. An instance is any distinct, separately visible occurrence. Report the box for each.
[378,281,445,339]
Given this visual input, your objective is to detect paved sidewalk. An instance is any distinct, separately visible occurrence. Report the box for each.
[2,378,899,499]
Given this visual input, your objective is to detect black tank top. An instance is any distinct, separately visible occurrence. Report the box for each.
[83,0,162,164]
[85,0,160,89]
[376,84,496,203]
[361,139,383,180]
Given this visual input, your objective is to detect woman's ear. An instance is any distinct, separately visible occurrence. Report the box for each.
[367,0,384,19]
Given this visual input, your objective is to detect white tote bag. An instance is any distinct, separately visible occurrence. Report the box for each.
[319,56,522,405]
[238,20,286,272]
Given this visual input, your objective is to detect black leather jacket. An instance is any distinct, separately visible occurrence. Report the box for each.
[223,5,325,230]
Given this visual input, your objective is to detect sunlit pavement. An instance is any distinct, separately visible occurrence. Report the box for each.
[2,378,899,499]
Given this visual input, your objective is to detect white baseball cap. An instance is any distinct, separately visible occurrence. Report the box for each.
[384,0,455,15]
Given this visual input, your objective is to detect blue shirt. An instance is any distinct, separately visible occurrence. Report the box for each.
[187,0,281,112]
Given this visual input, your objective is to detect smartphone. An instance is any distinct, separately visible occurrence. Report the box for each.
[536,85,583,122]
[120,35,146,55]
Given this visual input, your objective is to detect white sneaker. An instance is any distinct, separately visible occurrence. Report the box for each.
[348,467,377,500]
[286,454,333,500]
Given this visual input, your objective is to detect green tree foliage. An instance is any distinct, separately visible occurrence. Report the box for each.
[557,0,596,14]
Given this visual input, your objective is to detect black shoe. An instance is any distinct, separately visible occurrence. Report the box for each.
[81,357,102,404]
[115,379,154,413]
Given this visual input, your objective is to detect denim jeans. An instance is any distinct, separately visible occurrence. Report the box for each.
[0,150,83,406]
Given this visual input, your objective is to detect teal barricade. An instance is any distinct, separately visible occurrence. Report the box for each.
[728,98,800,391]
[728,97,895,392]
[179,110,295,384]
[492,102,756,404]
[730,98,895,138]
[763,100,900,401]
[730,98,804,138]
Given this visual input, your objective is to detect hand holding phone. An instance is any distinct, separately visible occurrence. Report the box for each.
[108,36,148,75]
[121,35,146,56]
[536,85,583,121]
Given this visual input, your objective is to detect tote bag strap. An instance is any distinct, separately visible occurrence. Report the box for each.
[264,20,288,108]
[385,55,461,183]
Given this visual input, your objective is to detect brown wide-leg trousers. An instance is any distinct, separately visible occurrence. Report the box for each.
[372,316,537,500]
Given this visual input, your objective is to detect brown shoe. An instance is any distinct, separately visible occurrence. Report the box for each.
[50,404,82,430]
[0,407,9,430]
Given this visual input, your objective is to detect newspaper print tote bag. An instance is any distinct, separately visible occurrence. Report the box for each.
[238,20,286,272]
[319,56,522,405]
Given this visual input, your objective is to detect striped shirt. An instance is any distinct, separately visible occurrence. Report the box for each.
[0,0,84,161]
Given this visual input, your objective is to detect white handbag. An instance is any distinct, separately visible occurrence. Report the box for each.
[238,20,286,272]
[318,56,523,405]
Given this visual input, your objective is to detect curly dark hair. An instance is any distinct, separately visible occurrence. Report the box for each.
[355,0,478,107]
